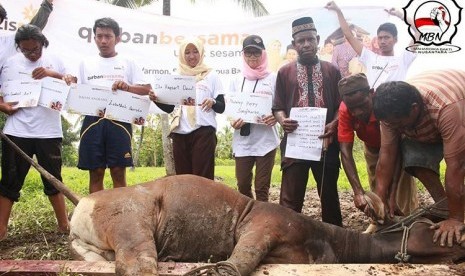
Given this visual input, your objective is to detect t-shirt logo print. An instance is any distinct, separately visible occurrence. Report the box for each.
[403,0,462,52]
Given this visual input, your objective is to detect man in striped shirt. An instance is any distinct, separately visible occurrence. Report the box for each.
[372,69,465,247]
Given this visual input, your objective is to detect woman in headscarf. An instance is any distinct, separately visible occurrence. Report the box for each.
[150,38,225,180]
[229,35,279,201]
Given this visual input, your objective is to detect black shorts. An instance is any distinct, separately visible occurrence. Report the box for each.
[78,116,133,170]
[402,138,443,175]
[0,135,63,202]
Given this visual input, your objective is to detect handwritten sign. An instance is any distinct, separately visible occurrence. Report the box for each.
[285,107,327,161]
[38,77,71,112]
[152,75,196,105]
[1,80,41,108]
[104,91,151,125]
[224,92,273,124]
[66,84,110,116]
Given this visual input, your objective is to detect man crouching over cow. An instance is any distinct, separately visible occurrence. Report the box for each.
[69,174,465,276]
[370,69,465,247]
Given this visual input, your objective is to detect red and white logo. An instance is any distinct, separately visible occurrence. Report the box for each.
[404,0,462,47]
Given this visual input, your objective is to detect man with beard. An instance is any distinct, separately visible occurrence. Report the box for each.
[272,16,343,227]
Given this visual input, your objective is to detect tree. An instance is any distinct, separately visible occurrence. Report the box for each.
[216,125,233,160]
[61,116,80,166]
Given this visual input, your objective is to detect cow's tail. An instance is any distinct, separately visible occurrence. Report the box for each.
[0,131,81,206]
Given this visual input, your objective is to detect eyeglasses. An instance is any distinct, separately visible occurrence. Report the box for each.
[20,47,42,55]
[244,51,262,57]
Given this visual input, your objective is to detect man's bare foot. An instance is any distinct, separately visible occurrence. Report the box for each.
[57,223,70,235]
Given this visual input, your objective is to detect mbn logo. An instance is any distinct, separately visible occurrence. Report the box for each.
[419,32,441,41]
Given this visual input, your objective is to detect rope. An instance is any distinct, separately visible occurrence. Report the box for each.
[377,197,447,234]
[394,219,436,263]
[182,261,241,276]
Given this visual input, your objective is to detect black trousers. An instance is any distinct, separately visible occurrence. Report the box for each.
[279,161,343,227]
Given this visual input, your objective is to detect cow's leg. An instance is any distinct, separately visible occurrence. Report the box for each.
[113,225,158,276]
[224,232,271,276]
[70,238,115,261]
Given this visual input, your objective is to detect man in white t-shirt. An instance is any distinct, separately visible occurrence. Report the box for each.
[0,0,54,70]
[77,17,151,194]
[326,1,418,88]
[0,24,76,241]
[326,1,419,230]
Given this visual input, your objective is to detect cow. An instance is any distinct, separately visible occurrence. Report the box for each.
[69,174,465,276]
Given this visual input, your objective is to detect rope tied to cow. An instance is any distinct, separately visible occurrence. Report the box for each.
[182,261,241,276]
[394,219,436,263]
[377,197,448,235]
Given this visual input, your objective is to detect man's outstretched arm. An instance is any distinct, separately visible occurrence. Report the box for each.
[30,0,53,30]
[325,1,363,56]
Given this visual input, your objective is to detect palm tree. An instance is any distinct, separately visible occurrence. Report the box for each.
[103,0,269,175]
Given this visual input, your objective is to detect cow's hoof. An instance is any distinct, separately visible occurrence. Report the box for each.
[362,223,377,234]
[216,261,241,276]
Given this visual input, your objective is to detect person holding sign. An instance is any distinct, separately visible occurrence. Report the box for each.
[150,38,224,180]
[228,35,279,202]
[272,17,343,227]
[77,18,151,194]
[0,24,76,241]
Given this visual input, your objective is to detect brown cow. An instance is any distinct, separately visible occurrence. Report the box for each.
[69,175,465,276]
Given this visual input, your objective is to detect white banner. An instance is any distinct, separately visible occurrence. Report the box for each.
[224,93,272,124]
[1,0,389,87]
[285,107,327,161]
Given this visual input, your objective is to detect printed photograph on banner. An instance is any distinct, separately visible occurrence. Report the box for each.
[65,84,110,116]
[38,77,71,112]
[1,80,41,108]
[152,75,196,105]
[104,90,151,125]
[224,92,273,124]
[285,107,327,161]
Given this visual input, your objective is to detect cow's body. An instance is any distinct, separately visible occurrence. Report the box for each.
[70,175,465,275]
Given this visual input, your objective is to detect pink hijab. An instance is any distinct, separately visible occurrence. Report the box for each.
[242,50,271,80]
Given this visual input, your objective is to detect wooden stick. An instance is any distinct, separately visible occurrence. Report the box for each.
[0,131,81,206]
[0,260,460,276]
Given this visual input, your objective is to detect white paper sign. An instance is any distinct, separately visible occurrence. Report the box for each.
[38,77,71,112]
[104,91,151,125]
[152,75,196,105]
[1,80,41,108]
[66,84,110,117]
[285,107,327,161]
[224,92,273,124]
